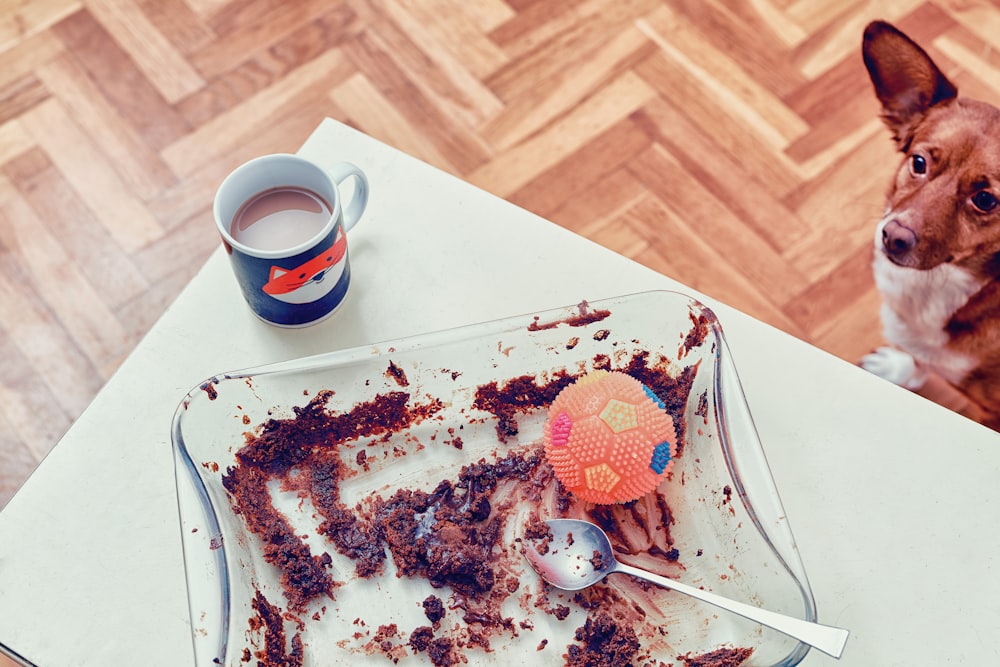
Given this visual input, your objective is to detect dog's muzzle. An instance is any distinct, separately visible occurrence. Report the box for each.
[880,218,917,261]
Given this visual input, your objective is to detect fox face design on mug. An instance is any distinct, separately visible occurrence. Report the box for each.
[262,228,347,304]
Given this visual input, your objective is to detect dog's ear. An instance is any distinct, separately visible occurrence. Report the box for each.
[862,21,957,147]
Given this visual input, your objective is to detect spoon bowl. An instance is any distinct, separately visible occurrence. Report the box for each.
[524,518,849,659]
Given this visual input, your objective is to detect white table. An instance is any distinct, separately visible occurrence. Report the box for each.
[1,119,997,666]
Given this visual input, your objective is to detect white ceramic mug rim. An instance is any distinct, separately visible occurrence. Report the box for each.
[214,153,345,260]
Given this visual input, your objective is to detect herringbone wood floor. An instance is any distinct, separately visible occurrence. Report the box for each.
[1,0,999,521]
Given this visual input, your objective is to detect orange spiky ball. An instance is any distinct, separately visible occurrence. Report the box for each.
[543,370,677,504]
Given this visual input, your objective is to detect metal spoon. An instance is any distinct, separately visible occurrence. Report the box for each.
[524,518,849,659]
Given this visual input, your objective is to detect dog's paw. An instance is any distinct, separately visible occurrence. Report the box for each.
[860,347,928,389]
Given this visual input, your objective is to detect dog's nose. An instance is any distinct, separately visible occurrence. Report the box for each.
[881,219,917,256]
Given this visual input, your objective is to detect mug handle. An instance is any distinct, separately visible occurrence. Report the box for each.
[327,162,369,233]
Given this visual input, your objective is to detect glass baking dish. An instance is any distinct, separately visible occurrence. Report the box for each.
[171,291,817,666]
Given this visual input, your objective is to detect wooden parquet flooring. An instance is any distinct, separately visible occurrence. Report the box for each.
[1,0,999,512]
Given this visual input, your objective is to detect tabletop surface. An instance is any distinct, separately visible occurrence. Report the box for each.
[1,119,998,666]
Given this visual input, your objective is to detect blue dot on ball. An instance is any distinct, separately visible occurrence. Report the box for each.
[649,441,673,474]
[642,385,665,410]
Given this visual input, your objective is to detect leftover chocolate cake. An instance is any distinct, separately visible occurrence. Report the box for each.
[566,611,640,667]
[247,590,304,666]
[217,308,754,666]
[678,646,755,667]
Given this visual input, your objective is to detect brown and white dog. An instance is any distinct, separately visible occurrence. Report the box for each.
[860,21,1000,430]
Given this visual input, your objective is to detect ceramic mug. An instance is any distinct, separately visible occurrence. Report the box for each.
[213,154,369,327]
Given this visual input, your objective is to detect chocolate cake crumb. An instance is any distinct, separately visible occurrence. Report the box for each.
[684,311,714,354]
[307,459,386,578]
[593,354,611,370]
[408,626,434,652]
[524,514,554,555]
[368,623,404,660]
[427,636,456,667]
[473,372,574,441]
[445,427,463,450]
[528,315,558,331]
[223,466,335,610]
[249,590,304,667]
[422,595,445,624]
[658,546,680,561]
[678,646,753,667]
[566,611,640,667]
[235,390,442,473]
[696,390,709,420]
[528,301,612,331]
[568,304,611,327]
[386,360,409,387]
[379,463,516,596]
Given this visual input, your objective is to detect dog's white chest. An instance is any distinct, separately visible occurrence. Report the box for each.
[873,253,984,381]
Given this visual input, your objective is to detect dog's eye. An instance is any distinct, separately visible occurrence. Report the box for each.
[910,154,928,175]
[972,191,999,213]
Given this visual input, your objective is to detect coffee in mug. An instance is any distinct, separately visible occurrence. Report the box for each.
[230,186,333,251]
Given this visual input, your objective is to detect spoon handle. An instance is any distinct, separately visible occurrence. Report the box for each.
[613,562,848,659]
